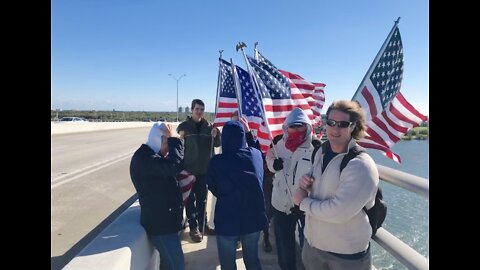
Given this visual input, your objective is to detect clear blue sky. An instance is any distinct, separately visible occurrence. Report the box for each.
[51,0,428,115]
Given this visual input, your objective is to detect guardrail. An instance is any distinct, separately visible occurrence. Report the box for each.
[51,121,181,135]
[62,201,159,270]
[372,165,429,270]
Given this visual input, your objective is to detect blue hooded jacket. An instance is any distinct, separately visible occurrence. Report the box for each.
[206,121,268,236]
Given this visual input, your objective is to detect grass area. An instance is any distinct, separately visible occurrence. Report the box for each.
[402,126,428,140]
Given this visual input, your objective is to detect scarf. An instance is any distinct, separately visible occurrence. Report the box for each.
[285,130,305,152]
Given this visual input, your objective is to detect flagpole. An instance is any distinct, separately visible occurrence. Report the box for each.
[214,50,224,121]
[237,42,299,214]
[254,42,259,60]
[351,17,401,100]
[236,42,274,142]
[230,58,243,116]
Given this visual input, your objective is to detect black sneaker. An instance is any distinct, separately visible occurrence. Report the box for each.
[203,225,216,236]
[189,228,202,242]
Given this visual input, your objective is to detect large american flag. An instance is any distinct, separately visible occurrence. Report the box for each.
[353,23,427,163]
[214,57,325,152]
[247,52,325,139]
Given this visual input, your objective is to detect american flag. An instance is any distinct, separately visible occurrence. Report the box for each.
[213,59,239,126]
[247,52,325,139]
[177,170,195,205]
[353,23,427,163]
[214,56,325,152]
[213,58,273,152]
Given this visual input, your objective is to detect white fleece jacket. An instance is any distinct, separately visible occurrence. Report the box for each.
[266,107,314,214]
[299,139,378,254]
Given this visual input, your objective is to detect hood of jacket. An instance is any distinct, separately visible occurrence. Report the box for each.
[282,107,313,141]
[221,121,247,153]
[146,122,167,154]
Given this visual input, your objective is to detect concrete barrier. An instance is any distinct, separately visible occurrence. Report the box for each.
[51,121,181,135]
[62,200,159,270]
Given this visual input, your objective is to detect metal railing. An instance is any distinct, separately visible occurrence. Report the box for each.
[373,164,429,270]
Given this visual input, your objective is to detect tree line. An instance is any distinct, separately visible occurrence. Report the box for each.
[51,110,216,122]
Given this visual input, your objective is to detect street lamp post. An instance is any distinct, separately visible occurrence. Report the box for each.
[168,73,186,122]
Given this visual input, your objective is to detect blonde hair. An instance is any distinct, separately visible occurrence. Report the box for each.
[326,100,367,139]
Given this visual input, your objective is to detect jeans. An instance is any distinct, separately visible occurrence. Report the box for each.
[150,233,185,270]
[216,231,262,270]
[272,208,305,270]
[186,174,208,230]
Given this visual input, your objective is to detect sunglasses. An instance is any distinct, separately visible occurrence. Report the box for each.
[326,119,353,128]
[288,123,305,128]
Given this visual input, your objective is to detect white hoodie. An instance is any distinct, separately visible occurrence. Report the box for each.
[266,108,315,214]
[146,122,167,154]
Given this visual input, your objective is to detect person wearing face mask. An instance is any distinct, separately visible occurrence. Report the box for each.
[266,107,321,270]
[293,100,378,270]
[129,122,185,270]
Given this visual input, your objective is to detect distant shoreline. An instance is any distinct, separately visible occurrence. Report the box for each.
[401,126,428,140]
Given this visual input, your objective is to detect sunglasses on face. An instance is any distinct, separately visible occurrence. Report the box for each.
[288,123,304,128]
[326,119,353,128]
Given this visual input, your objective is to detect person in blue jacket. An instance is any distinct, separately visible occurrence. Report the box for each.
[206,120,268,270]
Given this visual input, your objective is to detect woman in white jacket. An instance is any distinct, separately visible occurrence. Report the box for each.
[293,100,378,270]
[266,107,320,270]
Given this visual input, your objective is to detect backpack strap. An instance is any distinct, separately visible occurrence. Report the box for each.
[310,138,323,163]
[271,134,283,146]
[339,145,366,172]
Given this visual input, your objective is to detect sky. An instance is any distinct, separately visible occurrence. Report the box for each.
[51,0,428,116]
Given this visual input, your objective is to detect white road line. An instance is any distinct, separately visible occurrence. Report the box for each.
[51,152,134,189]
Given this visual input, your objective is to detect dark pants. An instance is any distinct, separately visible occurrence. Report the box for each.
[186,174,208,230]
[273,208,305,270]
[263,174,274,221]
[150,233,185,270]
[263,173,274,239]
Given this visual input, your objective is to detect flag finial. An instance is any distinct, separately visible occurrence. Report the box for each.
[236,42,247,52]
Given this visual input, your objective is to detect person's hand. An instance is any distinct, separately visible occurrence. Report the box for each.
[299,174,314,191]
[273,158,284,171]
[293,188,308,206]
[162,123,179,138]
[239,116,251,132]
[211,127,218,138]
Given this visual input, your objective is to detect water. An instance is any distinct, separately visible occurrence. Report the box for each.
[367,140,429,269]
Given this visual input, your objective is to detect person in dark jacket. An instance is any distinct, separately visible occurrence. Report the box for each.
[206,120,268,270]
[130,122,185,270]
[177,99,220,242]
[231,111,273,252]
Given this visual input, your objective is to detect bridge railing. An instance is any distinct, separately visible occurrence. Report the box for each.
[372,164,429,270]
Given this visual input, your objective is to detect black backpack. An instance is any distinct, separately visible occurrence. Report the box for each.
[312,142,387,237]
